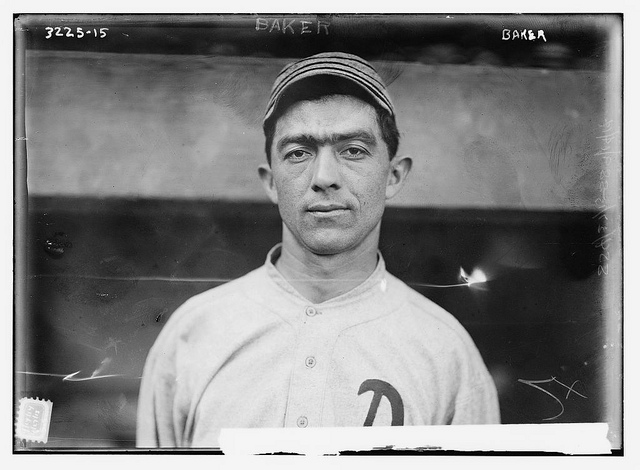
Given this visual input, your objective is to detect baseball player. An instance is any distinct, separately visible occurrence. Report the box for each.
[137,52,500,448]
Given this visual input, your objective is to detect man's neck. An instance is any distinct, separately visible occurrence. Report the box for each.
[274,232,380,304]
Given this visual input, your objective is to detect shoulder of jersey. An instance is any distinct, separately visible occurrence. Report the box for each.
[164,265,266,326]
[385,271,475,342]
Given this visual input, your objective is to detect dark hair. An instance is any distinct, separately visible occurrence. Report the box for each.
[263,76,400,165]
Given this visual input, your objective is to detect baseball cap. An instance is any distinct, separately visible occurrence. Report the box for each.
[264,52,395,124]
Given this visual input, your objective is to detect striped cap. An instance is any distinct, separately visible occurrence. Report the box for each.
[264,52,395,123]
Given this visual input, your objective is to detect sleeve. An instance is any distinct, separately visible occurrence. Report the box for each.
[451,369,501,424]
[450,345,501,425]
[136,318,182,448]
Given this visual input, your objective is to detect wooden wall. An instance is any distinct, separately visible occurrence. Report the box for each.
[25,51,616,209]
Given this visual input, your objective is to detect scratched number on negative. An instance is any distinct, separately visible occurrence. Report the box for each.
[45,27,109,39]
[518,377,587,420]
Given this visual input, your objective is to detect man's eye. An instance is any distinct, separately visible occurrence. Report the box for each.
[342,147,368,158]
[285,149,311,161]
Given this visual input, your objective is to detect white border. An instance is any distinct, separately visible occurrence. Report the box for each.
[4,1,637,468]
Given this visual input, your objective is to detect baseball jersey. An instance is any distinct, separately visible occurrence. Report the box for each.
[136,244,500,448]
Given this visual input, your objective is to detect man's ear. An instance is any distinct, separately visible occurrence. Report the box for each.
[385,155,413,200]
[258,163,279,204]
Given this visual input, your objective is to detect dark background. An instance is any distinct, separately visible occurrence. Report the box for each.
[15,14,622,450]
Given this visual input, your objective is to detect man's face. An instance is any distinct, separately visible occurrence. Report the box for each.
[261,95,395,256]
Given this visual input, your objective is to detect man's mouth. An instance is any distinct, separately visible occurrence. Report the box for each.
[307,203,349,215]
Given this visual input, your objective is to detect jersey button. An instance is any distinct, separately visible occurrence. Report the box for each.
[297,416,308,428]
[305,306,317,317]
[305,356,316,368]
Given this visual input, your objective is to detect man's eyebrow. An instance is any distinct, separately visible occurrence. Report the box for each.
[276,131,378,153]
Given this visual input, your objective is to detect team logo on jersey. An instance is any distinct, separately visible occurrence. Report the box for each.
[358,379,404,426]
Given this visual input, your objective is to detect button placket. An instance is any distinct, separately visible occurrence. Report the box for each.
[283,305,332,428]
[304,307,318,370]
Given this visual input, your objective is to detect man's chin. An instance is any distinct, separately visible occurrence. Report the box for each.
[302,235,356,256]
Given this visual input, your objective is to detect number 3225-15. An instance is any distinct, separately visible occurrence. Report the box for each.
[45,27,109,39]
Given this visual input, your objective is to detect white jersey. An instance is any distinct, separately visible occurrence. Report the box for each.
[137,245,500,448]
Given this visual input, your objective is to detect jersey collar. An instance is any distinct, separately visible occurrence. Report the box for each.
[260,244,403,327]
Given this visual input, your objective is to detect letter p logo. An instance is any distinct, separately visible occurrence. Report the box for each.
[358,379,404,426]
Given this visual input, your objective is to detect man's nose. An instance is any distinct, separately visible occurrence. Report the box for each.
[311,147,341,191]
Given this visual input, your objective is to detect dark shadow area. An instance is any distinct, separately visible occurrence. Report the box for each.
[17,196,612,448]
[20,14,611,71]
